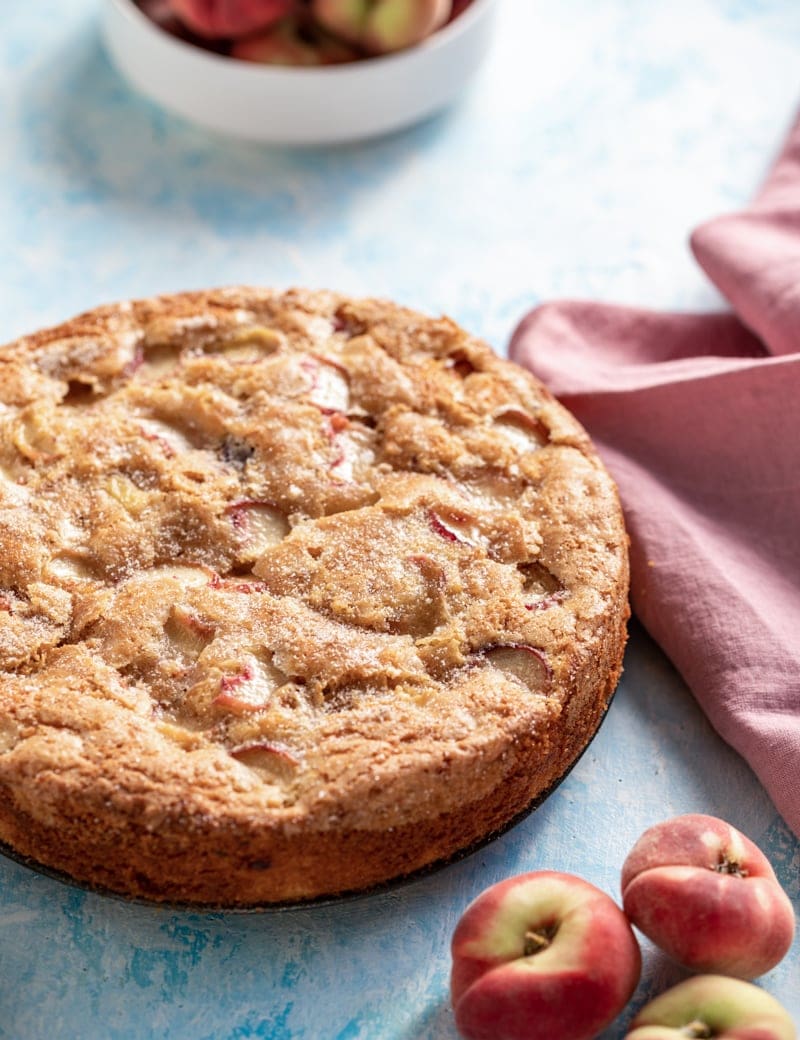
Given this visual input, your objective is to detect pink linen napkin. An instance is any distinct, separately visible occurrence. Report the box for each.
[509,113,800,838]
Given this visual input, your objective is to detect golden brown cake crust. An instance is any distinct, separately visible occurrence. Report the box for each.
[0,288,629,905]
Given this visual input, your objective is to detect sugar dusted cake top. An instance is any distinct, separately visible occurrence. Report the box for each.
[0,288,629,904]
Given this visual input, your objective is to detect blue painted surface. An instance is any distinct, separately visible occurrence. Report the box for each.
[1,2,798,1037]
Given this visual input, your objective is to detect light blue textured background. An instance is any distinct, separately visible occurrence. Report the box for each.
[1,2,799,1038]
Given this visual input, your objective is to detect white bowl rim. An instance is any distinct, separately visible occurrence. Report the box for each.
[109,0,497,77]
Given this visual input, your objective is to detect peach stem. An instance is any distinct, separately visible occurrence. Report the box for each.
[522,924,557,956]
[714,853,747,877]
[682,1022,712,1039]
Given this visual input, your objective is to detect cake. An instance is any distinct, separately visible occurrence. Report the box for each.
[0,288,629,905]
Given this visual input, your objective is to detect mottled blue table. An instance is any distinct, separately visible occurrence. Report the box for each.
[1,3,798,1038]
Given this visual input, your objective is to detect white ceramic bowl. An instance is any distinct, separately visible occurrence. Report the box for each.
[101,0,498,145]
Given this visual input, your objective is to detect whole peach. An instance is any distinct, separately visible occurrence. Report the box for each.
[448,0,473,22]
[231,19,358,64]
[621,814,795,978]
[625,974,797,1040]
[450,870,641,1040]
[311,0,453,54]
[168,0,295,38]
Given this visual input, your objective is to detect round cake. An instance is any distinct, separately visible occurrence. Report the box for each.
[0,288,629,906]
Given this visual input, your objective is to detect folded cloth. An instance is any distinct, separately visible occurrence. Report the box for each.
[509,112,800,839]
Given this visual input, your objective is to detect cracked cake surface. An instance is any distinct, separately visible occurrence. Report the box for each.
[0,288,629,905]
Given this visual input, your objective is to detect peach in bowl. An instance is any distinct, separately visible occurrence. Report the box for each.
[101,0,498,144]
